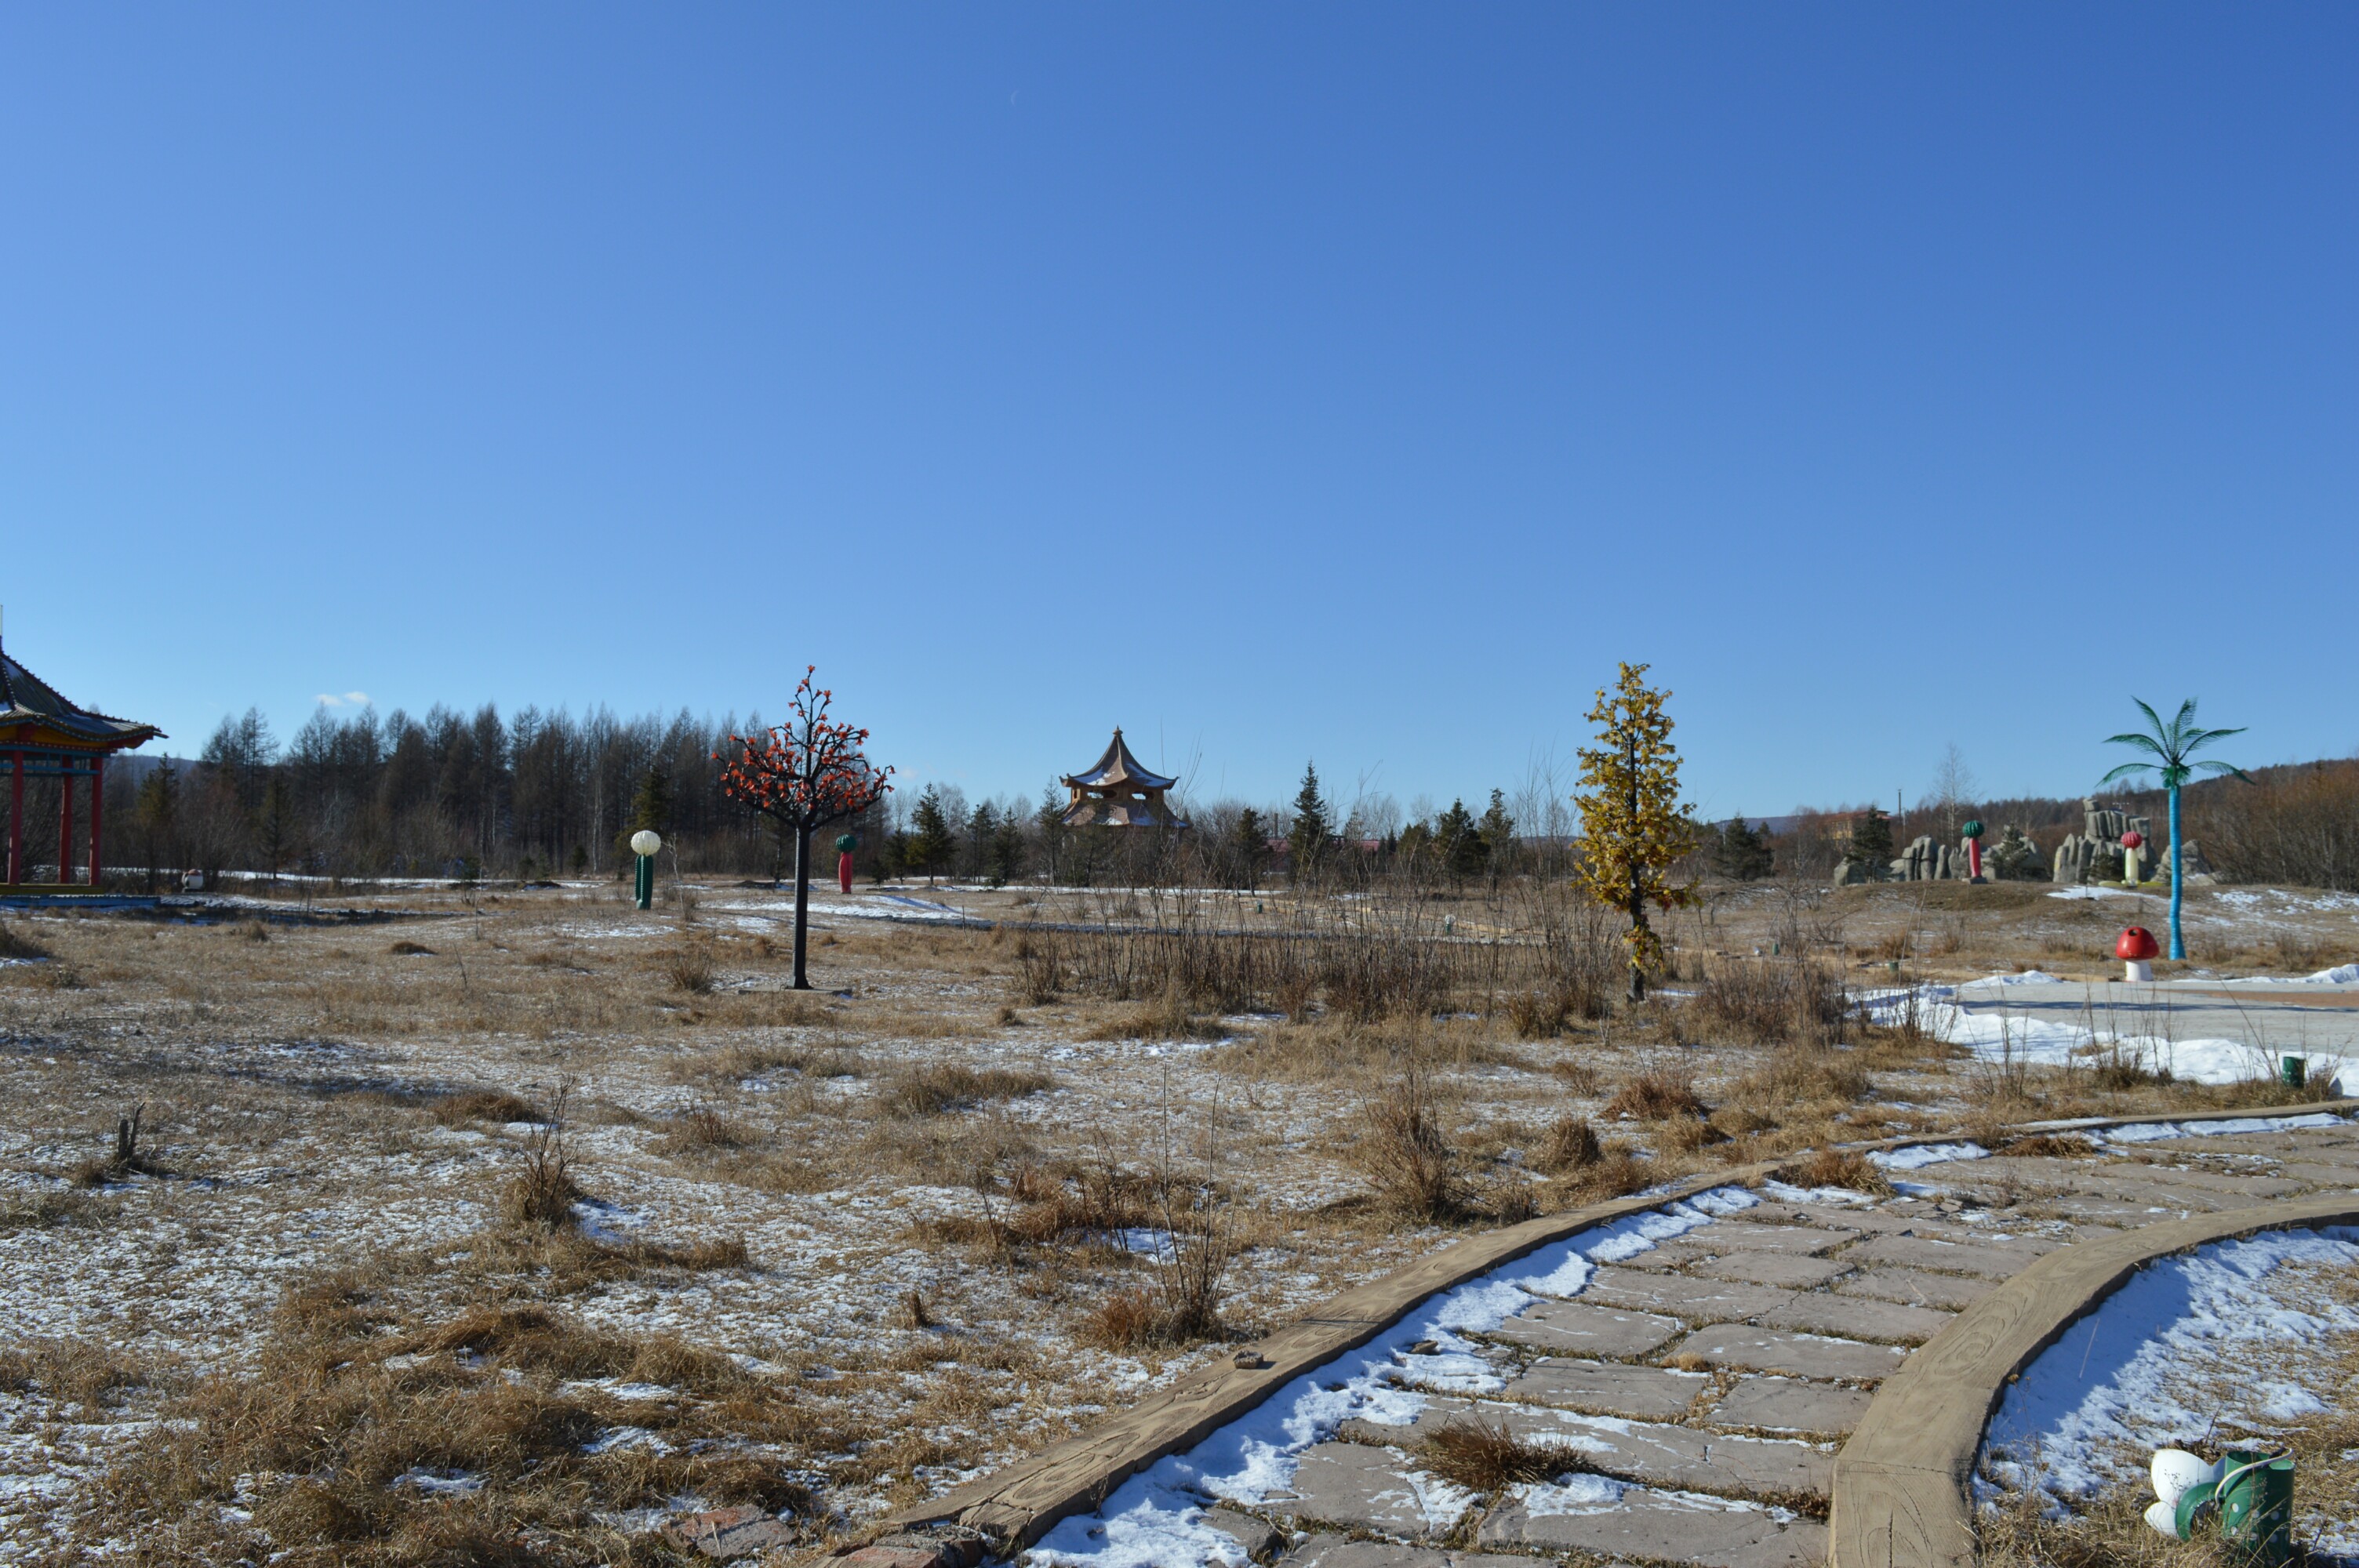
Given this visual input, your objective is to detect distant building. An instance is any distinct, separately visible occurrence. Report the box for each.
[2,634,163,887]
[1058,728,1187,829]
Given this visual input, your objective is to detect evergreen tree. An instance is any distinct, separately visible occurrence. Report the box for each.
[963,801,998,880]
[1574,662,1699,1002]
[1287,763,1331,882]
[629,767,671,835]
[989,812,1027,887]
[1848,804,1893,868]
[908,786,956,884]
[1232,806,1269,890]
[1713,815,1774,881]
[1478,788,1517,873]
[1434,797,1487,878]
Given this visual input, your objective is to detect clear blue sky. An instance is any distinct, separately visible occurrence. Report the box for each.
[3,6,2350,822]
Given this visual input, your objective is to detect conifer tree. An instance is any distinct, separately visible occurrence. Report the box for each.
[908,786,955,884]
[1847,804,1893,869]
[1232,806,1269,890]
[1574,662,1699,1002]
[1712,816,1774,881]
[134,761,180,891]
[1287,763,1331,882]
[257,773,293,883]
[988,811,1026,887]
[1478,788,1516,876]
[1435,798,1486,879]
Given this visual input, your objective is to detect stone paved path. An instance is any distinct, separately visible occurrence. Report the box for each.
[1022,1112,2359,1568]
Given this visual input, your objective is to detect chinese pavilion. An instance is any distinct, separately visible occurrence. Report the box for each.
[1059,728,1187,829]
[2,633,162,889]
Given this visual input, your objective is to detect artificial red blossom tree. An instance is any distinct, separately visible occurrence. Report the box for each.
[717,668,893,989]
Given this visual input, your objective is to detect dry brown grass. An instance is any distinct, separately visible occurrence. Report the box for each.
[0,918,52,961]
[1604,1066,1708,1122]
[1774,1146,1895,1196]
[430,1089,543,1126]
[1734,1046,1874,1114]
[1533,1115,1603,1174]
[881,1062,1056,1118]
[1351,1066,1467,1222]
[1419,1415,1573,1492]
[1693,957,1848,1044]
[664,942,718,993]
[0,1336,148,1408]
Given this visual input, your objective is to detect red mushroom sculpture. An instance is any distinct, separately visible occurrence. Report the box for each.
[2117,924,2160,982]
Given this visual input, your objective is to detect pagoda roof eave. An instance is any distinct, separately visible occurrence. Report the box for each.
[1063,728,1179,793]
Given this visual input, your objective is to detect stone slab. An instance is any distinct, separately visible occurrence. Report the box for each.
[1203,1507,1286,1561]
[2279,1162,2359,1188]
[1835,1267,1997,1312]
[1580,1266,1793,1322]
[1480,1487,1829,1568]
[1743,1201,1918,1234]
[1668,1326,1909,1382]
[1487,1300,1683,1359]
[1339,1398,1830,1497]
[1843,1233,2050,1280]
[1708,1375,1874,1436]
[1688,1250,1856,1290]
[1678,1221,1856,1254]
[1761,1294,1953,1345]
[1274,1541,1565,1568]
[2019,1192,2186,1227]
[1267,1442,1470,1539]
[1496,1358,1713,1421]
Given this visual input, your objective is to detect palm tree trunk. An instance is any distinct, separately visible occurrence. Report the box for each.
[2168,785,2186,960]
[792,821,816,989]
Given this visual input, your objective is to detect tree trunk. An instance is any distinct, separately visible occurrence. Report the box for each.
[791,820,816,989]
[1627,882,1648,1003]
[2168,785,2186,960]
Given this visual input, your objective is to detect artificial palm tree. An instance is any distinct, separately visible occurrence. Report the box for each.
[2100,699,2249,960]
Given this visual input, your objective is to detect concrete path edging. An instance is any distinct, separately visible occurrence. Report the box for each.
[1826,1194,2359,1568]
[885,1101,2357,1554]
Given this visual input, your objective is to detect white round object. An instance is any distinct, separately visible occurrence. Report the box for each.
[2150,1449,2217,1510]
[2144,1499,2183,1538]
[630,830,662,857]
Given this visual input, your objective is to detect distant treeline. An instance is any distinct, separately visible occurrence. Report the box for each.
[49,701,2359,895]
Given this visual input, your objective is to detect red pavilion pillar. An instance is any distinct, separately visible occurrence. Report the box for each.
[5,751,20,885]
[89,757,104,888]
[58,759,74,887]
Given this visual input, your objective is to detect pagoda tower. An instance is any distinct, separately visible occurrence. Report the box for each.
[1059,728,1187,829]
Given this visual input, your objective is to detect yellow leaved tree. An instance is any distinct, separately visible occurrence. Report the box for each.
[1574,662,1699,1002]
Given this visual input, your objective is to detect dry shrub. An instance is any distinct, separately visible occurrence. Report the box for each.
[507,1106,580,1227]
[0,1188,115,1234]
[71,1103,166,1187]
[1505,978,1608,1039]
[1775,1146,1895,1196]
[1736,1047,1873,1112]
[242,920,271,943]
[1547,1058,1604,1096]
[1085,1287,1158,1349]
[1997,1132,2098,1158]
[1604,1068,1707,1122]
[1694,958,1848,1044]
[1558,1151,1652,1201]
[1535,1116,1603,1174]
[1013,932,1063,1004]
[1419,1416,1572,1492]
[0,1337,146,1407]
[429,1089,541,1127]
[387,938,435,956]
[656,1102,754,1155]
[883,1063,1055,1118]
[1659,1115,1729,1154]
[1352,1066,1467,1222]
[665,942,717,993]
[0,920,52,961]
[107,1286,807,1563]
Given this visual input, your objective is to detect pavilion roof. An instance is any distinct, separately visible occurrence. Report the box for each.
[1063,728,1176,793]
[0,644,163,750]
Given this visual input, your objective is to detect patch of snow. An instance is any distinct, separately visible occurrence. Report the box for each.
[2310,964,2359,985]
[1870,1142,1990,1171]
[394,1468,485,1495]
[2097,1112,2349,1145]
[1981,1227,2359,1501]
[583,1426,671,1456]
[1514,1472,1628,1515]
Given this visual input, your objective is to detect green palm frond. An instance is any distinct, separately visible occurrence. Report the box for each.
[2104,697,2248,792]
[2099,759,2155,784]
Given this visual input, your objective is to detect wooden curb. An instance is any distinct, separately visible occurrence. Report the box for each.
[884,1103,2357,1554]
[1827,1193,2359,1568]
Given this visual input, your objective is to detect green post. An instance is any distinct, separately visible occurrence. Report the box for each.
[630,829,662,911]
[2218,1450,2295,1568]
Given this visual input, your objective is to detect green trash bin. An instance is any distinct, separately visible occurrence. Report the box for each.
[2281,1055,2307,1089]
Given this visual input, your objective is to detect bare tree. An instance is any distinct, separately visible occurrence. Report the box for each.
[1926,743,1978,838]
